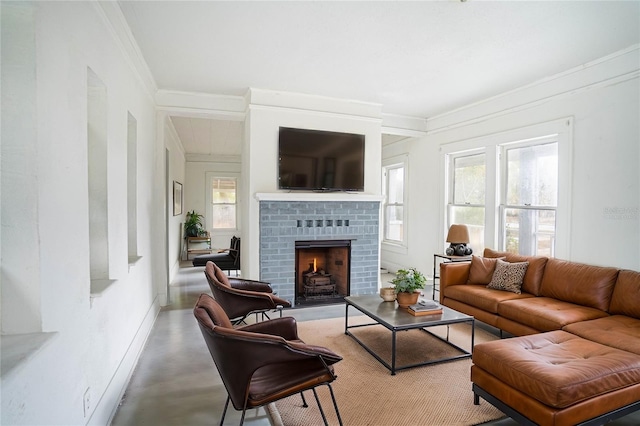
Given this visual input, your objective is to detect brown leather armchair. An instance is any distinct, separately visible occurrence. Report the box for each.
[204,261,292,325]
[194,293,343,426]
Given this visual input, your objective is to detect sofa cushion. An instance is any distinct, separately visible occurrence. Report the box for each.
[609,269,640,318]
[468,256,502,284]
[444,284,534,314]
[486,259,528,294]
[539,258,619,312]
[563,315,640,355]
[483,248,548,295]
[472,330,640,409]
[498,297,609,332]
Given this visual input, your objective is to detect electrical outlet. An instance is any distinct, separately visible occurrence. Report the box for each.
[83,388,91,418]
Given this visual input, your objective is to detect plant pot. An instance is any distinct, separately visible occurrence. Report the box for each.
[396,291,420,309]
[186,228,200,237]
[379,287,396,302]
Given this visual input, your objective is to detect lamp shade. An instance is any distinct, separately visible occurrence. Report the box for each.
[446,224,470,244]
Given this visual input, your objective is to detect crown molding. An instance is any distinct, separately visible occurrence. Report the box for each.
[247,88,383,119]
[381,113,427,136]
[427,45,640,134]
[93,1,158,102]
[156,90,246,119]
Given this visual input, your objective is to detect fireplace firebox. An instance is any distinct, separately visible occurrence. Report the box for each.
[295,240,351,305]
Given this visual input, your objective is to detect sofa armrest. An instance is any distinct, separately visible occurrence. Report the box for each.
[439,262,471,304]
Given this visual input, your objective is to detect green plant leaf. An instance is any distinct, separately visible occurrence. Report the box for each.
[391,267,426,294]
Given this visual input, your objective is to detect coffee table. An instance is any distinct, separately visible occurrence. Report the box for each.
[344,295,475,375]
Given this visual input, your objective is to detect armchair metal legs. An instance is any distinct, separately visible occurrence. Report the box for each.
[312,385,344,426]
[220,384,343,426]
[232,306,285,326]
[299,384,344,426]
[326,384,344,426]
[220,395,231,426]
[259,305,285,322]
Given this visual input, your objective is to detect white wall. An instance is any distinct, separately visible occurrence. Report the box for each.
[1,2,165,424]
[2,1,42,335]
[163,115,186,279]
[243,89,383,278]
[381,136,436,275]
[383,46,640,276]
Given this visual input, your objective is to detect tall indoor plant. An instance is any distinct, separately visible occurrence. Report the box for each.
[392,267,427,308]
[184,210,204,237]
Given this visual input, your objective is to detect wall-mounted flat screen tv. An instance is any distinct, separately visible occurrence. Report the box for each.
[278,127,365,192]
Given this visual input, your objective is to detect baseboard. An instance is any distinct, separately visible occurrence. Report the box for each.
[87,295,161,425]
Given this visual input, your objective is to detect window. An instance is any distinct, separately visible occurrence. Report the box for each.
[442,118,571,258]
[211,177,237,229]
[383,159,406,243]
[448,152,486,252]
[501,140,558,256]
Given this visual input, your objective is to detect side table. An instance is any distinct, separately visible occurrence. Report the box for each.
[185,235,213,260]
[432,253,472,300]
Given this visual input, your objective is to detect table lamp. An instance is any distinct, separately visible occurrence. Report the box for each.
[446,224,472,256]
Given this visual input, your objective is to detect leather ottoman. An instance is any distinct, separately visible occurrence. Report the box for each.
[471,330,640,425]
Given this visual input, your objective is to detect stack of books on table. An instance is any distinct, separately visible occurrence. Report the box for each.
[407,299,443,316]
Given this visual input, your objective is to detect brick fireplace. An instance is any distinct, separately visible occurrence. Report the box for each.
[295,239,351,305]
[258,195,381,306]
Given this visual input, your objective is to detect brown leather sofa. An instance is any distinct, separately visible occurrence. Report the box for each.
[439,249,640,425]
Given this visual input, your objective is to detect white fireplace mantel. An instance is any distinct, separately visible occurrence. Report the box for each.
[255,192,384,202]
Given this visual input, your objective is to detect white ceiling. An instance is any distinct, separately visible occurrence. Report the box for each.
[170,116,244,156]
[119,1,640,153]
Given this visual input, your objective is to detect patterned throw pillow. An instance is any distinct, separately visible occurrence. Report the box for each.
[487,259,529,294]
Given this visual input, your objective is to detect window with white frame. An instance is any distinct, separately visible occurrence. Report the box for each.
[383,160,406,244]
[447,152,486,253]
[501,139,558,256]
[210,177,237,230]
[442,118,571,258]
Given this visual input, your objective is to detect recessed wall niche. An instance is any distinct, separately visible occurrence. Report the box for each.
[87,67,111,292]
[127,111,140,264]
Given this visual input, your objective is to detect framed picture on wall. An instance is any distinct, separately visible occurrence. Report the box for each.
[173,181,183,216]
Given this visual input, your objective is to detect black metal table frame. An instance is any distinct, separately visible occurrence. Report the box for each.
[344,296,474,375]
[432,253,472,299]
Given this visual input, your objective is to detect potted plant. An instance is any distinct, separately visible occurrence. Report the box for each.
[391,267,427,308]
[184,210,204,237]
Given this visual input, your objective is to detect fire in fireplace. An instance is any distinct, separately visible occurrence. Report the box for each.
[295,240,351,305]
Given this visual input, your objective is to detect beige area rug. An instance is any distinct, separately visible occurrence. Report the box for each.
[272,316,505,426]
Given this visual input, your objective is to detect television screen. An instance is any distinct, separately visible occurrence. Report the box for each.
[278,127,365,192]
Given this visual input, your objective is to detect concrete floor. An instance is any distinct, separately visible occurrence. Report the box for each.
[112,264,640,426]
